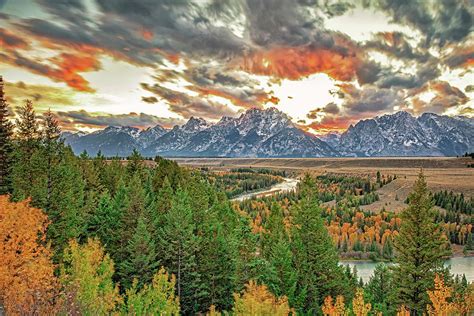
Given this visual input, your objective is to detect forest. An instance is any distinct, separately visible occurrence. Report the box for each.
[1,99,474,314]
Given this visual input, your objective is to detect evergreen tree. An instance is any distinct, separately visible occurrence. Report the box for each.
[0,76,13,194]
[46,150,86,256]
[157,189,200,314]
[119,216,159,290]
[261,203,298,307]
[15,99,40,147]
[365,263,395,314]
[393,171,451,315]
[89,190,123,258]
[196,204,238,312]
[10,100,40,200]
[41,109,62,210]
[291,174,350,313]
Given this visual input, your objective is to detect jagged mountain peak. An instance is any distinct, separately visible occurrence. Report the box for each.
[182,116,210,132]
[62,108,473,157]
[339,112,473,157]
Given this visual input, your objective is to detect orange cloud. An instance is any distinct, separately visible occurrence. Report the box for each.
[242,45,361,81]
[307,116,354,133]
[48,53,100,92]
[141,29,154,41]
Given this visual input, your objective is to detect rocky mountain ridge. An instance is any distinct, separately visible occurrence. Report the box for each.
[63,108,473,157]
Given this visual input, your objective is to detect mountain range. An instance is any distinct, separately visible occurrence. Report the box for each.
[62,108,474,157]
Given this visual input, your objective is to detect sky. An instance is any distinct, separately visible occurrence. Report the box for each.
[0,0,472,134]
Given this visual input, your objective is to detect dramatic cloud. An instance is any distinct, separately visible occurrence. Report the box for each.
[0,0,472,131]
[55,110,183,130]
[0,27,29,49]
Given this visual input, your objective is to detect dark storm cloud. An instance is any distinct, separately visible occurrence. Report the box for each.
[376,60,441,89]
[341,85,402,114]
[368,0,473,47]
[55,110,183,129]
[365,32,431,63]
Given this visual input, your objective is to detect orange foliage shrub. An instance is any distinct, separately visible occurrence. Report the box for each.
[322,295,348,316]
[0,195,59,315]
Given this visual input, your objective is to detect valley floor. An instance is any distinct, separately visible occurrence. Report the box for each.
[174,157,474,200]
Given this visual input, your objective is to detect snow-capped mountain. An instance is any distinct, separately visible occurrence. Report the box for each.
[63,108,337,157]
[337,111,474,156]
[62,109,473,157]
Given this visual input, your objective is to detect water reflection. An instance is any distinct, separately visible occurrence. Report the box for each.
[341,257,474,282]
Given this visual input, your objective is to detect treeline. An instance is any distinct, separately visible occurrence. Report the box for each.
[433,190,473,216]
[230,167,288,177]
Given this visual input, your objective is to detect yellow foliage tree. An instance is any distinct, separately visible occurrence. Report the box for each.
[427,274,455,315]
[322,295,348,316]
[352,288,371,316]
[0,196,59,315]
[233,280,290,316]
[125,267,180,315]
[61,238,123,315]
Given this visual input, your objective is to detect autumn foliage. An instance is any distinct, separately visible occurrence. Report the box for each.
[0,195,59,315]
[427,274,474,315]
[233,280,291,316]
[322,295,348,316]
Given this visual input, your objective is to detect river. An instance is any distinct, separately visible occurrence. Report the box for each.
[231,177,300,202]
[341,257,474,282]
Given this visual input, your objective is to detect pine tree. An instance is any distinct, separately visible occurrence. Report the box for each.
[261,203,298,307]
[157,189,200,314]
[46,150,86,256]
[10,100,41,201]
[392,171,451,315]
[15,99,39,146]
[119,216,159,290]
[196,201,239,312]
[0,76,13,194]
[88,190,122,252]
[41,109,62,211]
[365,263,394,314]
[291,174,350,313]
